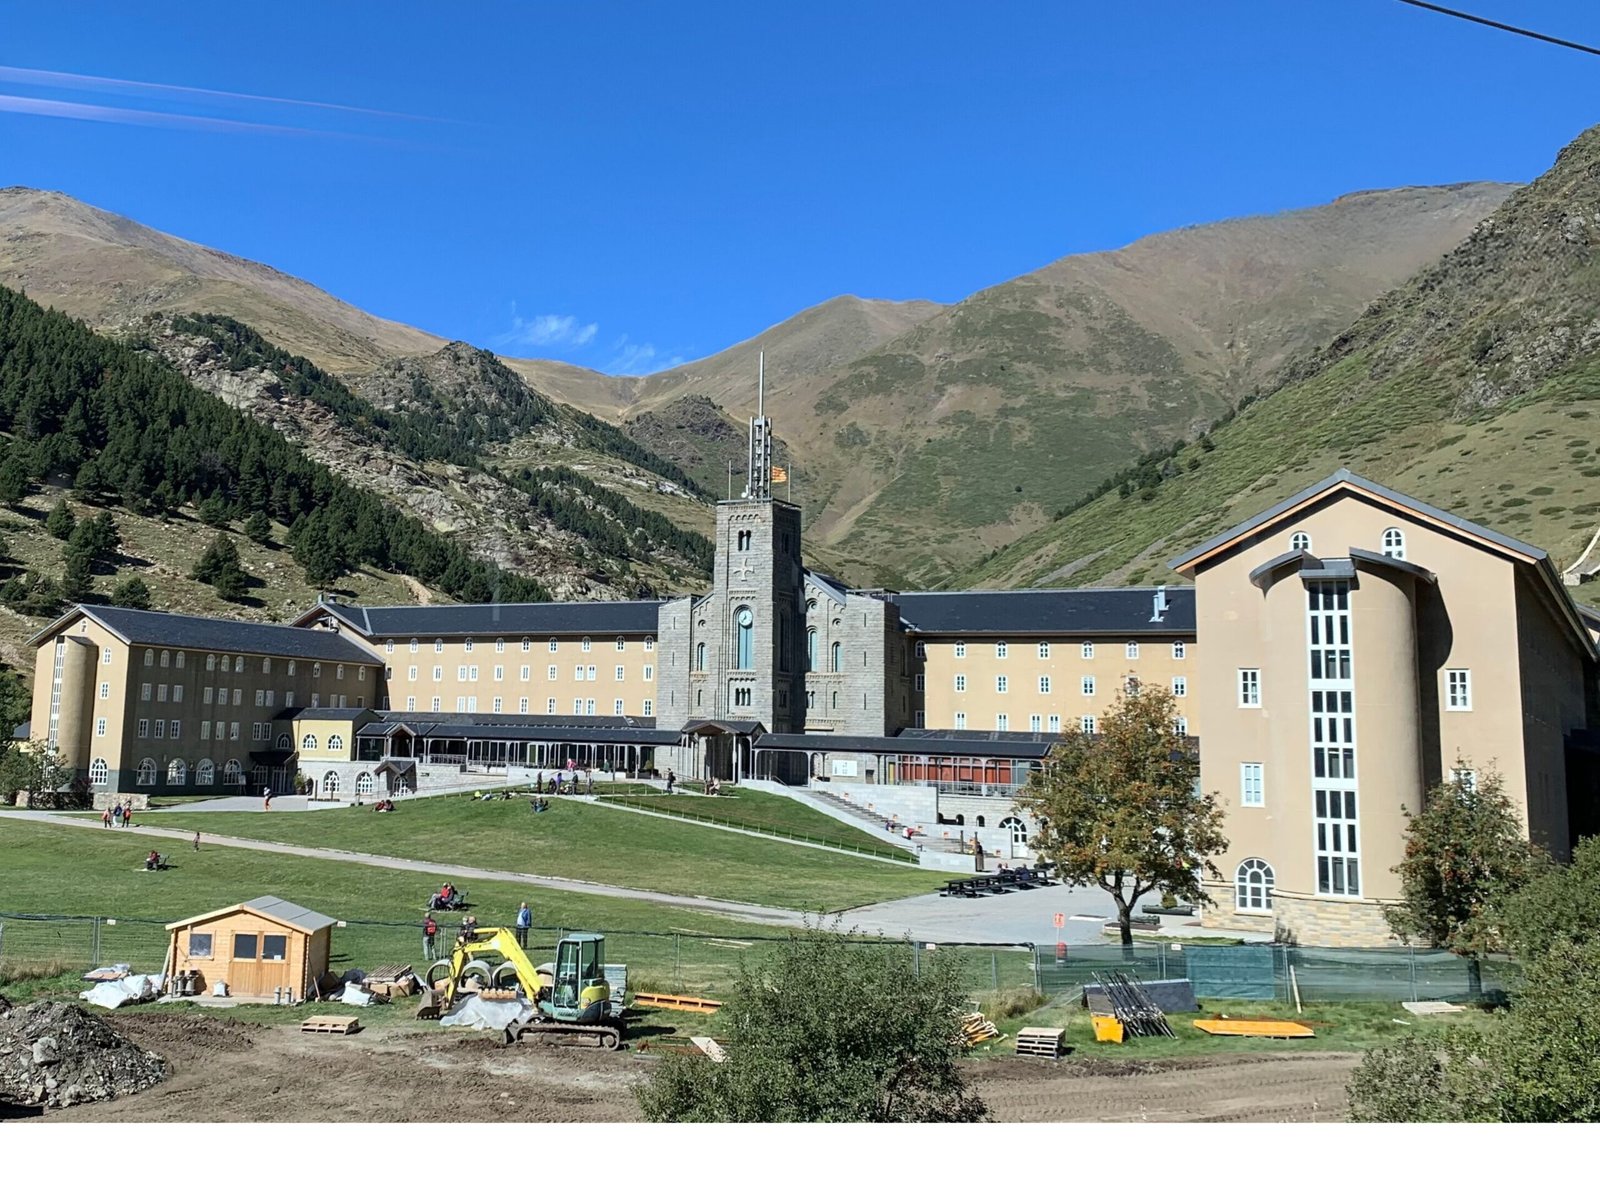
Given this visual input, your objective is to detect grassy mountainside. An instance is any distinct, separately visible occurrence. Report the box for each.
[964,126,1600,606]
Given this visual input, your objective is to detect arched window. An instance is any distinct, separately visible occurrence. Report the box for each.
[159,650,170,668]
[175,652,185,669]
[975,815,986,828]
[321,770,342,796]
[807,627,818,671]
[206,654,216,672]
[830,642,841,673]
[219,655,229,673]
[355,772,376,796]
[301,734,318,751]
[276,733,291,750]
[733,607,755,670]
[1235,858,1275,911]
[1290,531,1311,553]
[999,815,1028,851]
[385,639,395,654]
[410,639,419,653]
[644,636,655,652]
[89,758,110,786]
[167,759,187,786]
[196,759,215,785]
[328,734,344,752]
[496,638,505,653]
[736,529,752,552]
[144,650,155,667]
[695,642,707,672]
[136,758,158,786]
[313,662,322,678]
[223,759,245,785]
[1382,528,1406,561]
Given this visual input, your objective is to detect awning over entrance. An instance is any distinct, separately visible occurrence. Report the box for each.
[249,750,296,766]
[682,718,766,737]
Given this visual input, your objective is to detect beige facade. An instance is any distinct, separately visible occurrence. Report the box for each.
[916,633,1197,737]
[359,632,659,720]
[1175,471,1599,946]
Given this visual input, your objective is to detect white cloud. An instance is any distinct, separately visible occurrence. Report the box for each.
[495,311,600,351]
[606,337,685,376]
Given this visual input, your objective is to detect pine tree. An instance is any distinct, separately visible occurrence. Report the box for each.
[109,575,153,610]
[197,494,230,528]
[0,449,31,505]
[45,500,76,541]
[243,510,272,545]
[60,548,93,603]
[191,533,250,602]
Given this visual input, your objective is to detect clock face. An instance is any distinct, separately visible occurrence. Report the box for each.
[737,609,754,628]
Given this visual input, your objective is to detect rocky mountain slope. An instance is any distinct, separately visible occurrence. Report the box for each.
[964,124,1600,605]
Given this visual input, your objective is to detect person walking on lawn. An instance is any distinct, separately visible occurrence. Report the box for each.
[423,915,439,960]
[193,829,201,852]
[515,901,532,949]
[102,807,112,829]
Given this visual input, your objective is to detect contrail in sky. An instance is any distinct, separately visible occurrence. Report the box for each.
[0,64,439,121]
[0,93,326,136]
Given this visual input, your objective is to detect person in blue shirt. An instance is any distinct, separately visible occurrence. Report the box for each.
[514,901,532,949]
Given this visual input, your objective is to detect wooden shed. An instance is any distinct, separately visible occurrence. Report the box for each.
[166,895,336,1001]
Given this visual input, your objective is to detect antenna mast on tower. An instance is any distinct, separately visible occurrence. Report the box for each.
[745,350,773,501]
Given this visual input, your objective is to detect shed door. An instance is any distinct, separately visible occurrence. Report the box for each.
[229,931,293,997]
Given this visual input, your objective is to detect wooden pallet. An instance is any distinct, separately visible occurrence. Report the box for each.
[1015,1026,1065,1059]
[301,1016,362,1036]
[632,991,723,1013]
[364,964,414,985]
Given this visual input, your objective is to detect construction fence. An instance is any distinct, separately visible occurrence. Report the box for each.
[1031,941,1521,1005]
[0,911,1035,999]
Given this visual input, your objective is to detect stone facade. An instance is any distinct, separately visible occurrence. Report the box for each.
[1199,879,1399,945]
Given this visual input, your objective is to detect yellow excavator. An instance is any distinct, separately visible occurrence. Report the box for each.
[416,927,625,1050]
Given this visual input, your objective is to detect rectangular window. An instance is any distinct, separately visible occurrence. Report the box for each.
[1238,668,1261,707]
[953,711,967,730]
[1029,714,1042,732]
[141,683,152,701]
[229,722,240,740]
[187,932,213,958]
[642,699,654,717]
[232,933,258,960]
[615,666,625,682]
[406,697,416,711]
[468,666,479,682]
[954,674,967,693]
[547,665,558,681]
[156,684,168,702]
[1048,714,1061,733]
[254,689,264,707]
[1172,676,1187,697]
[153,719,165,738]
[458,697,469,713]
[201,721,211,740]
[493,697,503,714]
[458,666,468,682]
[95,717,107,736]
[547,698,556,714]
[285,691,294,708]
[261,934,288,961]
[1038,676,1051,694]
[614,699,625,715]
[99,682,110,700]
[409,666,418,682]
[574,698,584,714]
[102,648,112,665]
[996,675,1008,694]
[996,713,1009,731]
[914,674,925,692]
[1240,763,1264,807]
[1080,715,1096,734]
[494,666,504,682]
[431,697,442,712]
[643,665,653,681]
[1125,642,1139,660]
[1081,676,1095,696]
[520,666,530,681]
[574,665,585,681]
[232,689,241,705]
[1445,669,1472,711]
[203,686,213,704]
[1451,767,1478,792]
[169,720,180,739]
[174,684,184,702]
[433,667,443,682]
[584,698,596,716]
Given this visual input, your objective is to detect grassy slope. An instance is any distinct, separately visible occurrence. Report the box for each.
[134,792,932,911]
[0,821,792,996]
[966,128,1600,599]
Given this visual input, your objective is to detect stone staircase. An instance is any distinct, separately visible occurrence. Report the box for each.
[741,778,950,855]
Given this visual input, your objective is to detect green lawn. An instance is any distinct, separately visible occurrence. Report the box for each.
[588,783,914,861]
[131,790,933,911]
[0,821,822,998]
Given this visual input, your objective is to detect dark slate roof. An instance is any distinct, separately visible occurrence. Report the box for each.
[756,729,1062,759]
[44,605,381,663]
[350,711,676,746]
[11,721,29,741]
[317,600,663,638]
[1169,469,1548,572]
[895,587,1195,635]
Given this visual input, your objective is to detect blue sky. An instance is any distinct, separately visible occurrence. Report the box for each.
[2,2,1596,375]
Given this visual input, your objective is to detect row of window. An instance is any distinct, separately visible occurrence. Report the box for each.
[943,713,1188,735]
[394,696,655,717]
[1287,527,1407,561]
[945,641,1187,661]
[113,757,247,787]
[137,650,362,679]
[1235,667,1472,710]
[947,674,1187,697]
[383,636,656,654]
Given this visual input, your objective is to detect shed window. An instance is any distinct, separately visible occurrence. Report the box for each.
[261,934,288,962]
[232,933,259,960]
[187,933,213,959]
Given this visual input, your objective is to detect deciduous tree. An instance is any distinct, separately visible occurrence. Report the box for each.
[1017,687,1225,946]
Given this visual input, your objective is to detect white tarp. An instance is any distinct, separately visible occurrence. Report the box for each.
[339,985,376,1007]
[79,973,164,1009]
[439,995,534,1031]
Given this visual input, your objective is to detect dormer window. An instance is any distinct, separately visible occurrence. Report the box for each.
[1382,528,1406,561]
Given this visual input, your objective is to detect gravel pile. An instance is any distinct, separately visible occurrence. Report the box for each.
[0,997,168,1109]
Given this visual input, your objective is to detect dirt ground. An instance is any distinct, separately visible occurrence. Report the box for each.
[21,1012,1355,1123]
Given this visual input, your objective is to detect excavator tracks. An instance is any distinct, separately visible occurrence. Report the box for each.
[505,1019,623,1051]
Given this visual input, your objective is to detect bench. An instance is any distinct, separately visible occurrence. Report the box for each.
[940,878,980,898]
